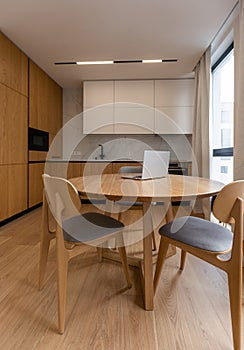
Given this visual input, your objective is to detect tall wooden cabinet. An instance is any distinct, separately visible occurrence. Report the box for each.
[0,32,28,221]
[28,60,62,207]
[0,32,63,222]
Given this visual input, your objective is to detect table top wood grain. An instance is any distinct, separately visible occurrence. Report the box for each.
[70,174,224,202]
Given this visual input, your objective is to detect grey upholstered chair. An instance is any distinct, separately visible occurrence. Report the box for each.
[154,180,244,350]
[39,174,131,334]
[118,165,157,250]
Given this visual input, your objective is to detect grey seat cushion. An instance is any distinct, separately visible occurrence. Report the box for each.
[62,212,124,243]
[159,216,233,252]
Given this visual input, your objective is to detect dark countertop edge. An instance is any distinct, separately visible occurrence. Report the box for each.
[45,160,142,163]
[44,159,192,163]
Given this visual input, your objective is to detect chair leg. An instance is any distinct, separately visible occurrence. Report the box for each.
[152,231,157,251]
[118,246,132,288]
[56,251,69,334]
[39,235,52,290]
[153,238,169,293]
[180,250,187,270]
[116,232,132,288]
[118,211,122,222]
[227,271,242,350]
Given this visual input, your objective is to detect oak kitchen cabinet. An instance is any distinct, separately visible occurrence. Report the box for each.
[45,161,113,180]
[0,32,63,222]
[0,32,28,221]
[47,160,191,179]
[28,163,45,207]
[28,60,62,207]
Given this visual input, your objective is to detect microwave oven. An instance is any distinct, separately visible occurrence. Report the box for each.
[28,128,49,151]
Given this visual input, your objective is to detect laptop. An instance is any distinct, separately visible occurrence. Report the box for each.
[122,150,170,180]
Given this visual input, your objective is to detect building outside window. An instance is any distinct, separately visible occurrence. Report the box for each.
[211,44,234,184]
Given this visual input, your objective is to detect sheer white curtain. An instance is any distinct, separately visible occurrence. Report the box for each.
[234,0,244,180]
[192,47,211,179]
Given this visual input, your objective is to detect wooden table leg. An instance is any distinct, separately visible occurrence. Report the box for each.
[165,202,177,257]
[165,202,174,222]
[142,202,154,310]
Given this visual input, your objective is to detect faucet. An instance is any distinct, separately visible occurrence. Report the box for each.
[98,144,105,159]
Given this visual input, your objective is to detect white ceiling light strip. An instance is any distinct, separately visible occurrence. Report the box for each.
[77,60,113,65]
[55,59,177,65]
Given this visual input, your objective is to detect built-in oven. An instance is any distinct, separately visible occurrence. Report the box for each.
[28,128,49,152]
[168,163,188,175]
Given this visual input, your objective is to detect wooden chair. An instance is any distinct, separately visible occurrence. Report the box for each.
[154,180,244,350]
[118,165,157,251]
[39,174,132,334]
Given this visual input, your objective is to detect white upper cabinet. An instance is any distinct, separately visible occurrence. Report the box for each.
[154,79,194,134]
[83,79,194,134]
[155,80,194,106]
[83,81,114,108]
[114,80,154,134]
[83,105,114,134]
[83,81,114,134]
[114,104,154,134]
[155,106,193,134]
[114,80,154,106]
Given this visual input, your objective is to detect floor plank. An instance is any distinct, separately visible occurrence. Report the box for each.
[0,207,243,350]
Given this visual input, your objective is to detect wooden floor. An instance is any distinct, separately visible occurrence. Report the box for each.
[0,206,243,350]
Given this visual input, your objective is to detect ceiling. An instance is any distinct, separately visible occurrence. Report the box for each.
[0,0,238,88]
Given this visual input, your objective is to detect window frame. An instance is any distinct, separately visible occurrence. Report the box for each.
[211,42,234,159]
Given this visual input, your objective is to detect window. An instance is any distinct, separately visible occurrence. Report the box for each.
[221,110,231,123]
[220,166,228,174]
[211,44,234,184]
[221,129,231,147]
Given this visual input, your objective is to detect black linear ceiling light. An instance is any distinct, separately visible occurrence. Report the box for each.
[54,59,178,65]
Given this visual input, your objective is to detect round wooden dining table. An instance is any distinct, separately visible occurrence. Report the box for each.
[70,174,224,310]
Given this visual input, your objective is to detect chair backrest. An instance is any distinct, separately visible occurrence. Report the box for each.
[119,165,142,174]
[43,174,81,223]
[212,180,244,223]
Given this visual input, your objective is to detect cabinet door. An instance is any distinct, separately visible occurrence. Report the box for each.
[155,107,193,134]
[28,163,45,207]
[83,105,114,134]
[83,81,114,108]
[114,105,154,134]
[0,84,28,165]
[154,79,194,134]
[0,164,28,221]
[67,163,81,179]
[155,79,194,107]
[0,32,28,96]
[81,162,113,176]
[114,80,154,106]
[29,60,62,134]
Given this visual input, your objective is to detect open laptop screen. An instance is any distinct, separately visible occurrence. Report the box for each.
[122,150,170,180]
[141,150,170,179]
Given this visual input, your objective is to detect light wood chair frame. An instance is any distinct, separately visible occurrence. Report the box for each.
[39,175,132,334]
[154,182,243,350]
